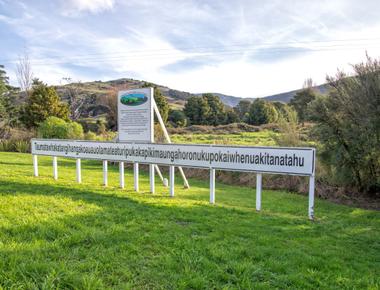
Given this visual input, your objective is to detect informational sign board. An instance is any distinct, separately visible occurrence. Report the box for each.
[117,88,154,142]
[31,139,315,176]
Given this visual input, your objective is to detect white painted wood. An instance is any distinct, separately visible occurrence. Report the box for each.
[309,175,315,220]
[33,155,38,177]
[134,162,139,192]
[169,166,175,197]
[210,168,215,204]
[154,164,165,185]
[76,158,81,183]
[256,173,262,211]
[119,161,125,189]
[152,101,190,189]
[103,160,108,186]
[149,164,155,193]
[53,156,58,180]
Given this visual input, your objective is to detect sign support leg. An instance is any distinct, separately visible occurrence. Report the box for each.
[134,162,139,192]
[154,165,165,185]
[309,175,315,220]
[169,166,175,197]
[119,162,124,189]
[150,164,155,193]
[76,158,81,183]
[53,156,58,180]
[33,155,38,177]
[256,173,262,211]
[103,160,108,186]
[152,101,190,189]
[210,168,215,204]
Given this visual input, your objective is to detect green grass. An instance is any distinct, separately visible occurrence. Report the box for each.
[0,152,379,289]
[171,131,278,146]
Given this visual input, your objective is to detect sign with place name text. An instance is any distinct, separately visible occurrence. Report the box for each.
[31,139,315,176]
[117,88,154,142]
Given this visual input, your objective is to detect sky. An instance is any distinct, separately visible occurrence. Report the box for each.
[0,0,380,98]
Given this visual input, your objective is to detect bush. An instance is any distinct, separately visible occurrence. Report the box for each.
[38,117,84,139]
[84,131,98,140]
[168,110,187,127]
[0,140,14,152]
[14,141,30,153]
[0,139,30,153]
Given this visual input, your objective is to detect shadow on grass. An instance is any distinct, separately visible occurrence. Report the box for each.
[0,178,379,288]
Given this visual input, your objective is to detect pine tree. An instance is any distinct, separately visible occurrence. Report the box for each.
[22,79,70,128]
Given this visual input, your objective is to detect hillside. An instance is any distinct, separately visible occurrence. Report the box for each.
[54,78,329,118]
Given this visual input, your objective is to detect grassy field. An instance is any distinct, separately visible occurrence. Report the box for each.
[0,152,379,289]
[171,131,278,146]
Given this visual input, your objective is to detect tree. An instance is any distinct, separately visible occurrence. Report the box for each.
[22,79,69,128]
[0,65,9,122]
[247,99,278,125]
[142,82,169,124]
[0,65,20,127]
[234,99,251,122]
[225,108,240,124]
[273,101,298,122]
[290,79,317,125]
[308,55,380,193]
[183,94,227,126]
[61,77,85,121]
[202,93,226,125]
[168,109,188,127]
[16,51,33,93]
[183,96,210,125]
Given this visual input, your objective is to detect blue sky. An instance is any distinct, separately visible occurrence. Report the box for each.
[0,0,380,97]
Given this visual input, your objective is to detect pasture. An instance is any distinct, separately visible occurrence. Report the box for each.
[0,152,378,289]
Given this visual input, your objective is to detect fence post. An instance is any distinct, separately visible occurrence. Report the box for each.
[76,158,81,183]
[134,162,139,192]
[169,166,175,197]
[53,156,58,180]
[103,160,108,186]
[309,175,315,220]
[210,168,215,204]
[256,173,262,211]
[119,162,124,189]
[149,164,155,193]
[33,155,38,177]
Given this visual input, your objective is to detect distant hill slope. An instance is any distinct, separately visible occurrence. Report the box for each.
[262,84,329,103]
[54,78,329,118]
[197,84,329,106]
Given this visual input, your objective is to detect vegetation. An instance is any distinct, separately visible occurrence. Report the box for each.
[0,152,378,289]
[289,79,318,125]
[247,99,278,125]
[21,79,70,128]
[0,65,20,127]
[168,109,188,127]
[143,82,169,124]
[38,117,84,139]
[171,130,278,146]
[234,99,251,122]
[0,54,379,200]
[308,56,380,194]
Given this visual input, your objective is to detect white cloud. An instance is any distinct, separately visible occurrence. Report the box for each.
[61,0,114,16]
[2,0,380,97]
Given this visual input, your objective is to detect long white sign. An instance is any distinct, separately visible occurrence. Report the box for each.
[31,139,315,176]
[117,88,153,142]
